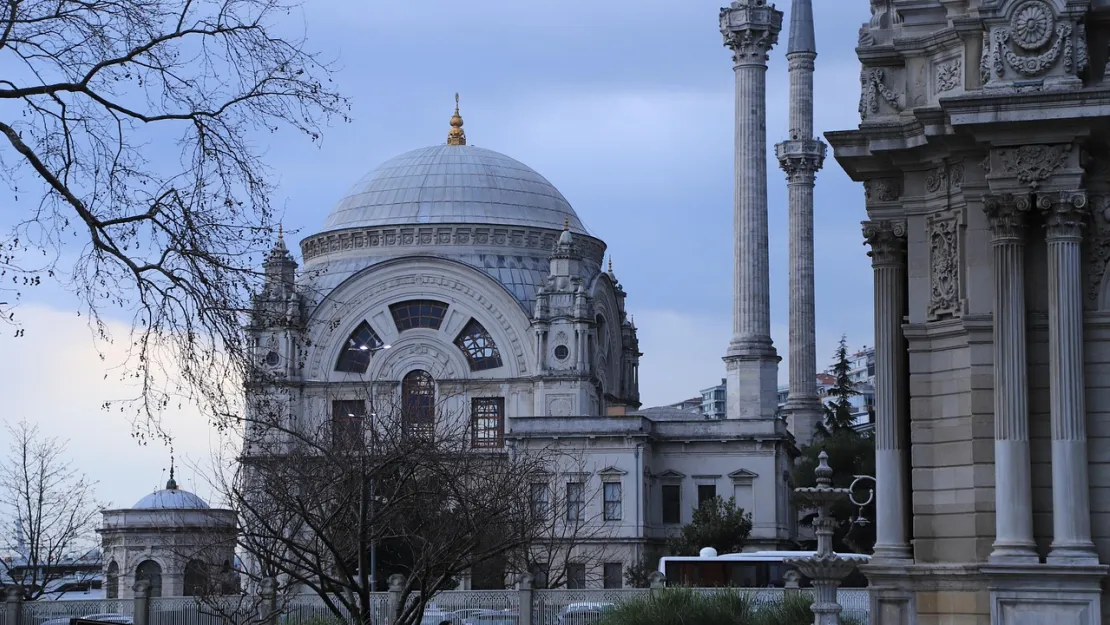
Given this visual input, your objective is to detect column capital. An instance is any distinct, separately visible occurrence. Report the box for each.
[1039,190,1089,241]
[776,139,826,178]
[983,193,1032,242]
[720,1,783,65]
[862,220,907,267]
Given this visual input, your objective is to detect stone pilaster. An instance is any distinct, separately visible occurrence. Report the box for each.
[720,0,783,420]
[1040,190,1099,565]
[862,220,912,562]
[776,47,825,446]
[983,193,1038,563]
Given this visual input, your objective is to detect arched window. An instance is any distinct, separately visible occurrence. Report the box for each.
[183,560,208,596]
[105,561,119,599]
[402,370,435,437]
[335,321,385,373]
[135,559,163,597]
[454,318,503,371]
[390,300,448,331]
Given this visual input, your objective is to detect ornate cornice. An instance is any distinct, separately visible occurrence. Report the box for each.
[300,224,606,266]
[1039,190,1089,240]
[775,139,826,178]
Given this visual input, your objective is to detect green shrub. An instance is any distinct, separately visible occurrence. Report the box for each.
[598,588,864,625]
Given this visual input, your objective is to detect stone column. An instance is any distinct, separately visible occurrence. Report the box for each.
[862,220,912,561]
[132,580,151,625]
[1041,191,1099,564]
[720,0,784,421]
[983,194,1038,563]
[517,574,534,625]
[775,0,824,445]
[4,586,22,625]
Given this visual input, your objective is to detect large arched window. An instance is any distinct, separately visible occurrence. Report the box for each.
[390,300,448,331]
[135,559,163,597]
[402,370,435,437]
[105,561,119,599]
[454,318,503,371]
[335,321,385,373]
[183,560,208,596]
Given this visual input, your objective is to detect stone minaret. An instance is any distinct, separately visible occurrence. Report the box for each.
[720,1,783,420]
[775,0,825,445]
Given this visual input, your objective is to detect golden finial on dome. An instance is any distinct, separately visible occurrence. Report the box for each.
[447,92,466,146]
[277,222,283,239]
[563,217,569,231]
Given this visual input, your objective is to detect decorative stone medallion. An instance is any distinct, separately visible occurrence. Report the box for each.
[936,58,961,92]
[1011,0,1054,51]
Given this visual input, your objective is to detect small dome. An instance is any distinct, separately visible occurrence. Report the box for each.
[320,145,587,234]
[132,487,210,510]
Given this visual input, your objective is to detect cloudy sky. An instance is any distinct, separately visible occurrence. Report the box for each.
[0,0,873,508]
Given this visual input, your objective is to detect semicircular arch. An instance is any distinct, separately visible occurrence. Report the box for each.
[304,256,534,382]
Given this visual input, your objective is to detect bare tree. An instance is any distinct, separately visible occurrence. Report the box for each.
[502,450,617,590]
[213,385,561,625]
[0,420,102,600]
[0,0,347,430]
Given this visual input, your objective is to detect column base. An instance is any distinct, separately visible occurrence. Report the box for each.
[1047,543,1101,566]
[989,541,1040,565]
[781,397,822,447]
[723,346,779,420]
[983,562,1107,625]
[871,544,914,563]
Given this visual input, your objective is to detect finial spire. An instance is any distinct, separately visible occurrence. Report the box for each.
[787,0,816,55]
[563,217,569,231]
[608,256,613,273]
[278,222,283,240]
[447,92,467,146]
[166,455,178,490]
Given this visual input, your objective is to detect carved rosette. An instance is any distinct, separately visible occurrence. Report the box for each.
[862,220,907,267]
[995,144,1070,189]
[926,212,964,320]
[720,1,783,64]
[859,67,904,119]
[982,0,1088,85]
[1039,190,1089,241]
[863,178,902,203]
[983,193,1032,242]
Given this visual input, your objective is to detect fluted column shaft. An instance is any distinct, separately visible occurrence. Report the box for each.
[731,52,773,348]
[776,52,825,445]
[720,2,783,422]
[984,194,1038,563]
[863,221,912,561]
[1042,191,1099,564]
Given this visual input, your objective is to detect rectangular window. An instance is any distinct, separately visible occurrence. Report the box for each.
[603,563,623,589]
[566,482,585,523]
[530,483,550,519]
[662,484,681,524]
[331,400,365,445]
[471,397,505,448]
[566,563,587,590]
[698,484,717,508]
[603,482,622,521]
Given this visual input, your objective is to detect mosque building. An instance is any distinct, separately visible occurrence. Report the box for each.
[241,89,800,587]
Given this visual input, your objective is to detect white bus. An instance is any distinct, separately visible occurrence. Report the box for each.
[657,548,870,588]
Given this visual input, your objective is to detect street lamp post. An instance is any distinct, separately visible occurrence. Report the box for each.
[349,340,389,598]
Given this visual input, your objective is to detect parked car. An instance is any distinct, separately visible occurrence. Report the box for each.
[557,603,613,625]
[461,609,519,625]
[41,613,133,625]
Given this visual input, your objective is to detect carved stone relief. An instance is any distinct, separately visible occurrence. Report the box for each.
[864,178,903,202]
[936,58,961,93]
[1085,194,1110,308]
[982,0,1088,85]
[925,163,964,194]
[547,395,573,417]
[995,144,1070,189]
[926,211,964,320]
[859,67,904,119]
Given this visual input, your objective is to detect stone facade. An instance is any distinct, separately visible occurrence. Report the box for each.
[827,0,1110,623]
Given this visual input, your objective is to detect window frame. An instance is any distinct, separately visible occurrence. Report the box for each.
[603,481,622,521]
[454,318,504,371]
[471,397,505,448]
[390,299,449,332]
[331,399,366,445]
[697,484,717,509]
[566,481,585,523]
[401,370,436,438]
[565,563,587,590]
[334,321,384,373]
[530,482,550,519]
[661,483,681,525]
[602,562,623,589]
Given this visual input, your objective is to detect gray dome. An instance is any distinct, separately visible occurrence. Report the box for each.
[321,145,587,234]
[133,486,210,510]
